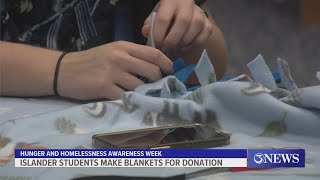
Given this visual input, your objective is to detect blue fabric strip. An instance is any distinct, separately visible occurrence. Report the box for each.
[174,65,196,84]
[272,71,281,83]
[173,58,185,72]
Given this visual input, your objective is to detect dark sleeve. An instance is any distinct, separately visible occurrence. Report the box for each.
[0,0,19,42]
[0,0,8,40]
[133,0,158,45]
[0,0,19,41]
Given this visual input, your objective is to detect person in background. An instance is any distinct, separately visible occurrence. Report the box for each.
[0,0,227,101]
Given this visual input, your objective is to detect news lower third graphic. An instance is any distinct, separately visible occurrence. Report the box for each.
[14,149,305,168]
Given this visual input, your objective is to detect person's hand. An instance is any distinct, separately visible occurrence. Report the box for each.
[141,0,214,52]
[58,41,173,100]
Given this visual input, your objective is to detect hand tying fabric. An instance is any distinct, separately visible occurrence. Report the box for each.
[141,0,227,81]
[55,41,173,100]
[0,0,227,101]
[142,0,213,52]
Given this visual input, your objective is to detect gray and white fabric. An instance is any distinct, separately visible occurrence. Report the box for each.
[1,52,320,180]
[277,58,298,91]
[247,54,277,91]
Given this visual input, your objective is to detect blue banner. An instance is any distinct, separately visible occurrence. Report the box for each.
[15,149,247,158]
[247,149,305,168]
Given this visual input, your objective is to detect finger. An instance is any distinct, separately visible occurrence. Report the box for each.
[179,44,193,53]
[141,24,150,38]
[180,6,205,47]
[180,19,212,52]
[142,15,151,37]
[192,18,213,47]
[153,3,176,48]
[161,8,193,52]
[114,71,144,90]
[119,55,163,82]
[126,43,173,74]
[106,85,125,100]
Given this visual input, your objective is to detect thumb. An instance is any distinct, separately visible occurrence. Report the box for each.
[141,24,150,38]
[141,13,152,38]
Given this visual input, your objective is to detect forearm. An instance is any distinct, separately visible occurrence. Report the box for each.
[0,41,61,97]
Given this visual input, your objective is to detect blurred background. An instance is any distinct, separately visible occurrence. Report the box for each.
[208,0,320,86]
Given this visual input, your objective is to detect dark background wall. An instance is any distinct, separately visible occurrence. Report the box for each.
[208,0,320,86]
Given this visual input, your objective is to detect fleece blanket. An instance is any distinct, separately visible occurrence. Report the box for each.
[0,49,320,180]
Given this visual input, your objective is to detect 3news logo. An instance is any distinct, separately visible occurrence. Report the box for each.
[254,153,299,164]
[247,149,305,168]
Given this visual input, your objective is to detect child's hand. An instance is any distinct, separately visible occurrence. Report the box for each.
[58,41,172,100]
[142,0,214,52]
